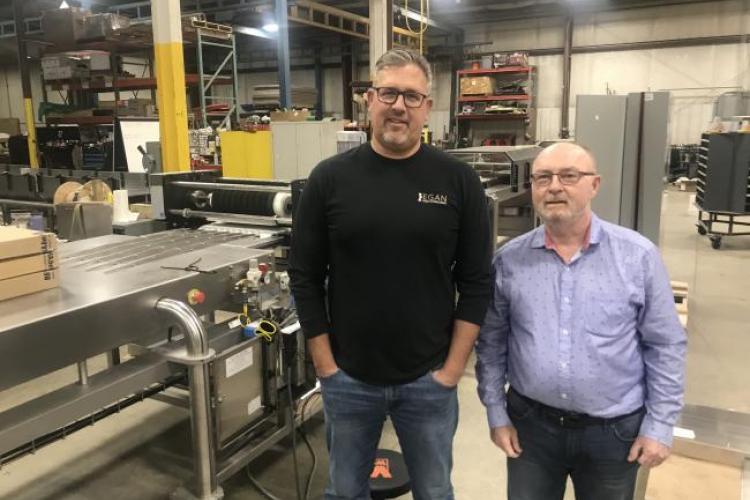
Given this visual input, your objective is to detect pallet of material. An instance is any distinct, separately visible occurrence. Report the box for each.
[671,280,689,328]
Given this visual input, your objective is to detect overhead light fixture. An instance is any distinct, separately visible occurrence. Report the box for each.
[262,23,279,33]
[234,25,274,40]
[59,0,70,8]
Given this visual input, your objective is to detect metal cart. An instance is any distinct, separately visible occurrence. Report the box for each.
[696,207,750,249]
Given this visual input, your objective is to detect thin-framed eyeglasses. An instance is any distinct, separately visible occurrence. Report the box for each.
[530,169,598,187]
[371,87,429,108]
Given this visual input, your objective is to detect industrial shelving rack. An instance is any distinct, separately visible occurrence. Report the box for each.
[39,16,237,130]
[453,65,536,147]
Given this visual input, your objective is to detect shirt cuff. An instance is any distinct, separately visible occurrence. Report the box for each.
[486,403,511,429]
[299,318,330,339]
[455,300,491,327]
[639,413,674,447]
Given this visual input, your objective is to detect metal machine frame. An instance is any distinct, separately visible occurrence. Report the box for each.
[0,174,312,500]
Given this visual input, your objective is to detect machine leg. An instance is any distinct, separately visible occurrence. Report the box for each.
[77,360,89,385]
[156,298,223,500]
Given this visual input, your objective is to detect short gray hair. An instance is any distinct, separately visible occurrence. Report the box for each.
[373,49,433,94]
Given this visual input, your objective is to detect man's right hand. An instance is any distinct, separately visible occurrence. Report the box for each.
[491,425,523,458]
[308,334,339,379]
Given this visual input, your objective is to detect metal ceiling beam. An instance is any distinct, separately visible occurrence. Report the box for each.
[488,33,750,58]
[428,0,730,24]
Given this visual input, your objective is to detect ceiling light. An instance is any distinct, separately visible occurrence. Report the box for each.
[59,1,70,8]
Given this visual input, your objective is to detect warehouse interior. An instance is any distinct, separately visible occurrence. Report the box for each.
[0,0,749,499]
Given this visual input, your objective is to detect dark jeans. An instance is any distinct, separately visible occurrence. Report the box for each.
[506,388,644,500]
[319,368,459,500]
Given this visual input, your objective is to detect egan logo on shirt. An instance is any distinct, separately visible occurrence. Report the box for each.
[417,192,448,205]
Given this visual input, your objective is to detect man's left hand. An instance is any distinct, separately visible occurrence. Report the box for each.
[431,367,462,388]
[628,436,671,467]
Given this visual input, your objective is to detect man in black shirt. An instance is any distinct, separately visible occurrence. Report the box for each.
[289,48,492,500]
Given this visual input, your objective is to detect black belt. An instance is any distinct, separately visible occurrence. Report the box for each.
[509,387,644,428]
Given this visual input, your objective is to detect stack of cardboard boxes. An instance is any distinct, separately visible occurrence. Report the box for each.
[0,227,59,302]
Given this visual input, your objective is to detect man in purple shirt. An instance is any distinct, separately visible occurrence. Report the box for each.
[476,142,686,500]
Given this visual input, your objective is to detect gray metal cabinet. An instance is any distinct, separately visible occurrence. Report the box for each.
[271,121,345,180]
[575,92,669,245]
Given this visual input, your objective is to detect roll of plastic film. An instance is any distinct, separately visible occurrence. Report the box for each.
[272,193,292,217]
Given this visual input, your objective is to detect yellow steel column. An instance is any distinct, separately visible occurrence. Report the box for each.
[150,0,190,172]
[13,0,38,168]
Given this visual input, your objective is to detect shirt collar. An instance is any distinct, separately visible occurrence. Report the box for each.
[531,213,603,250]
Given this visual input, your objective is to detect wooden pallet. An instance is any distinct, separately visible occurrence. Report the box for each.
[671,280,689,329]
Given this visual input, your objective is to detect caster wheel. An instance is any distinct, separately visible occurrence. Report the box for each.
[710,237,721,250]
[697,225,707,235]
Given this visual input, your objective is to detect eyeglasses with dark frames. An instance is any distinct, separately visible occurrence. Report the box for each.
[530,169,598,187]
[371,87,429,108]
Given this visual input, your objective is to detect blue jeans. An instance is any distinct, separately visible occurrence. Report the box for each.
[507,388,643,500]
[320,368,459,500]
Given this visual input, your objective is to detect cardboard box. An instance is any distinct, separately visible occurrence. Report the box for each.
[460,76,495,96]
[42,55,90,81]
[87,52,112,72]
[129,203,154,220]
[0,269,59,302]
[0,252,57,281]
[0,227,57,260]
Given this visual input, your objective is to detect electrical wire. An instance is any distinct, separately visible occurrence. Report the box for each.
[298,391,321,500]
[404,0,429,35]
[404,0,430,54]
[245,346,305,500]
[246,470,284,500]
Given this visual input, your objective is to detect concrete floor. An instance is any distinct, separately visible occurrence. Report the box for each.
[0,188,748,499]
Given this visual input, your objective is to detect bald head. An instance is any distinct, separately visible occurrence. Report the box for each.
[533,142,597,174]
[530,141,601,227]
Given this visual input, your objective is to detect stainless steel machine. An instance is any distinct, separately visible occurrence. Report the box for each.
[0,173,313,500]
[446,145,541,247]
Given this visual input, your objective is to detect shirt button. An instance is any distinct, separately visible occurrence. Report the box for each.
[564,297,570,304]
[562,329,569,336]
[560,361,567,368]
[561,393,568,399]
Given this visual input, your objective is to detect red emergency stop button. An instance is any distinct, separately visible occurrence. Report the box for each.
[188,288,206,305]
[258,262,270,273]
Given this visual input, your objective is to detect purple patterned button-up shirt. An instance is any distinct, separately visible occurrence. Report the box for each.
[476,214,687,446]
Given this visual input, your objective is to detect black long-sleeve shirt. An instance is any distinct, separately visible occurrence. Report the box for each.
[289,143,492,385]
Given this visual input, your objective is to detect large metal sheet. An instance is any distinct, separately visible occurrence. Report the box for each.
[576,95,628,225]
[0,230,272,391]
[673,404,750,467]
